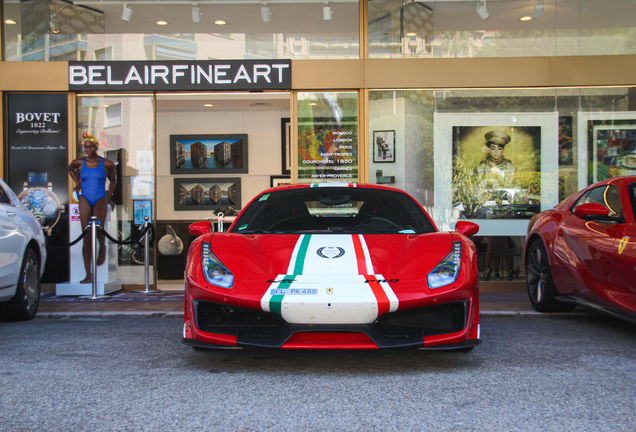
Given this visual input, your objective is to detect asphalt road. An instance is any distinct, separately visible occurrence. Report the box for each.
[1,315,636,432]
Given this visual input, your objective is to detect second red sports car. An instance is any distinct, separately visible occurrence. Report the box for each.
[525,176,636,322]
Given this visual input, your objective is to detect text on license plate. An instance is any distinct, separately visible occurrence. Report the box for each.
[270,288,318,295]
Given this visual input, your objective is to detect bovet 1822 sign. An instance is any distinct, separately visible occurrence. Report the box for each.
[69,60,291,91]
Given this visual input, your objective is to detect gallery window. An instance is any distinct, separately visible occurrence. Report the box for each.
[368,86,636,236]
[77,94,155,285]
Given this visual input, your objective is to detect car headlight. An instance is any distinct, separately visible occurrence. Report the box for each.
[201,242,234,289]
[427,241,462,289]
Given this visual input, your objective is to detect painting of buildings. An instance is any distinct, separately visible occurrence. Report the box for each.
[209,184,222,203]
[175,141,186,170]
[214,141,232,165]
[190,141,207,168]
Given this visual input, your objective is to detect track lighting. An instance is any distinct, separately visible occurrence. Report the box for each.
[535,0,544,18]
[261,3,271,22]
[50,18,60,34]
[475,0,489,20]
[192,3,201,23]
[323,2,333,21]
[121,3,133,22]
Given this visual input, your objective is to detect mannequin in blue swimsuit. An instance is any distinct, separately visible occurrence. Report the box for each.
[68,134,117,284]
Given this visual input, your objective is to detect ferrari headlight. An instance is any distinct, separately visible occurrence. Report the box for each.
[201,242,234,289]
[427,241,462,289]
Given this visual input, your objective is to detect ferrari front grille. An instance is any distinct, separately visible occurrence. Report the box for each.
[195,300,287,337]
[373,300,468,337]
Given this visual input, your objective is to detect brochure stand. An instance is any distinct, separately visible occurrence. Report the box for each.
[55,204,122,296]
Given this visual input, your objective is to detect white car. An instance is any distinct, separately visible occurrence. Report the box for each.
[0,178,47,321]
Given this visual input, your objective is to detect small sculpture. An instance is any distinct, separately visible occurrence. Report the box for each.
[158,225,184,256]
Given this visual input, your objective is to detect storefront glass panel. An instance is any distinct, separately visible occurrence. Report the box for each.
[3,1,359,61]
[369,86,636,281]
[368,0,636,59]
[297,91,359,183]
[76,94,155,286]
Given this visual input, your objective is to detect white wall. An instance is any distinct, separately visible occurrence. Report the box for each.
[157,108,290,220]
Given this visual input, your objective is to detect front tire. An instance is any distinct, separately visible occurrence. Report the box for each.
[525,239,575,313]
[0,248,41,321]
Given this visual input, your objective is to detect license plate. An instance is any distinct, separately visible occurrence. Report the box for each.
[270,288,318,295]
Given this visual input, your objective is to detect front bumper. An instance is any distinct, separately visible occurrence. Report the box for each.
[184,298,480,349]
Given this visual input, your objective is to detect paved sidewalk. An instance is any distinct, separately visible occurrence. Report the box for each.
[35,290,551,317]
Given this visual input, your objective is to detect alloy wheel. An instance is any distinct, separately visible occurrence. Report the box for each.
[526,244,547,304]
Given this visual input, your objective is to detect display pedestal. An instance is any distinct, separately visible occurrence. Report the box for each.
[55,205,122,296]
[55,280,122,296]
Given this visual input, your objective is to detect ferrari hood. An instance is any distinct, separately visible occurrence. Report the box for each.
[210,232,456,280]
[208,232,458,324]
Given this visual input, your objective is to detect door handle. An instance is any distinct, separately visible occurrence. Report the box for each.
[557,228,564,237]
[7,212,16,218]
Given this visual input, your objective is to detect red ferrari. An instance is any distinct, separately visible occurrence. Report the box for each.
[182,183,482,350]
[525,176,636,322]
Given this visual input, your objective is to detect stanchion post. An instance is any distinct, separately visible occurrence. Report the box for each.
[80,216,109,299]
[217,212,224,233]
[134,216,160,294]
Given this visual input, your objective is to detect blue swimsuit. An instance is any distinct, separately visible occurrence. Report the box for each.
[80,157,107,206]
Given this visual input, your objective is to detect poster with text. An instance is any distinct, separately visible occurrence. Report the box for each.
[297,119,358,183]
[7,93,69,282]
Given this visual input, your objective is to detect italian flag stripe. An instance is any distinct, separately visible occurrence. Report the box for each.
[366,279,391,316]
[352,235,390,316]
[351,235,368,275]
[269,234,312,314]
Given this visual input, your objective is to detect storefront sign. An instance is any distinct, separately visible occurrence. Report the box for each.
[7,93,70,282]
[69,60,291,91]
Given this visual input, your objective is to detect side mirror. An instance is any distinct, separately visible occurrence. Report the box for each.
[189,221,212,237]
[455,221,479,237]
[574,203,609,219]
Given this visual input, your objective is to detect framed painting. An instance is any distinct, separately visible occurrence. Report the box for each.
[270,175,292,187]
[170,134,248,174]
[577,112,636,189]
[174,177,242,211]
[281,118,291,175]
[434,112,559,235]
[372,130,395,163]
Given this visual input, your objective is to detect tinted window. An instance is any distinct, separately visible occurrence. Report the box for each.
[230,187,436,234]
[628,182,636,221]
[573,184,623,221]
[0,185,13,205]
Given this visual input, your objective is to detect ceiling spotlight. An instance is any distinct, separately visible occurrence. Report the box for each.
[50,19,60,34]
[520,16,532,21]
[535,1,545,18]
[323,2,333,21]
[191,4,201,23]
[475,1,489,20]
[214,20,226,25]
[5,19,17,25]
[261,3,271,22]
[156,21,168,25]
[121,3,133,22]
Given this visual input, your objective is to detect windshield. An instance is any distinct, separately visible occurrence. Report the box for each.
[230,187,436,234]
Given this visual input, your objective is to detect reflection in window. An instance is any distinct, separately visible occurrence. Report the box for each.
[368,0,636,59]
[4,1,359,61]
